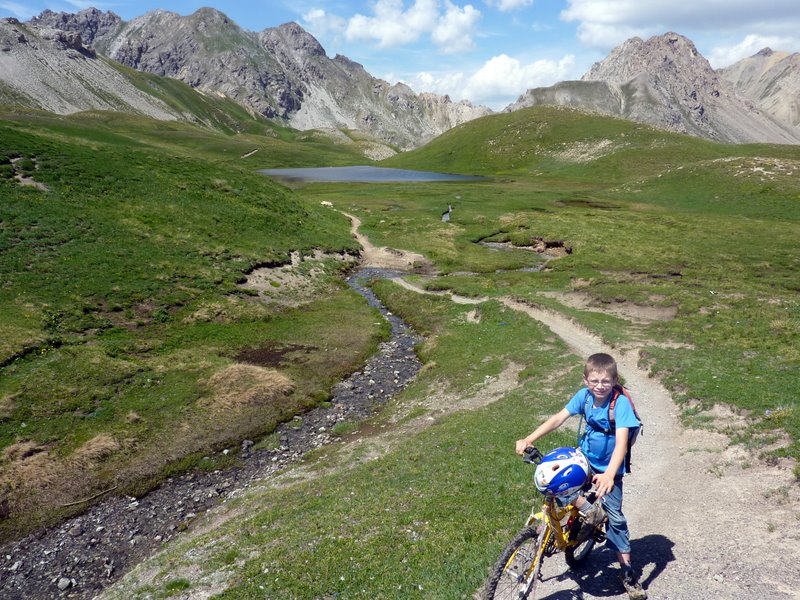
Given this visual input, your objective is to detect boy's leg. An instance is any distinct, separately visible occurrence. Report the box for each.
[601,475,629,554]
[601,477,647,599]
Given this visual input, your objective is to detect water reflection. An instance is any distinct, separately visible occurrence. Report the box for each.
[260,165,485,183]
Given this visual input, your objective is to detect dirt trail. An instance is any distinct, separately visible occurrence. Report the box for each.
[345,212,432,272]
[371,245,800,598]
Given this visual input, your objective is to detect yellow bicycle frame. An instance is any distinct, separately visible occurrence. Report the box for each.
[528,498,581,553]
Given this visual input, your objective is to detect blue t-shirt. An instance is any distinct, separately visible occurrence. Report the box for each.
[566,387,639,475]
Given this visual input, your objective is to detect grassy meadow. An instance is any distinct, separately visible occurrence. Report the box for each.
[1,102,799,597]
[0,109,383,538]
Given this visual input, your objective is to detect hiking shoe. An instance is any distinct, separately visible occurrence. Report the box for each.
[578,502,606,527]
[620,568,647,600]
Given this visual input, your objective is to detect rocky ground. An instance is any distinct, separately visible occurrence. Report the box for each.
[0,268,422,600]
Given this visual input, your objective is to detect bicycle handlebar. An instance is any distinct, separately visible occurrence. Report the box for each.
[522,446,543,464]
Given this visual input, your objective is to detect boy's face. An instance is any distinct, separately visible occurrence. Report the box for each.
[584,370,617,402]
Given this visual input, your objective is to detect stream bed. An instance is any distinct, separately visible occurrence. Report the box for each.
[0,269,423,600]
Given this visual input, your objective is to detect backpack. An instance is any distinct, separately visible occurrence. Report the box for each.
[577,384,643,473]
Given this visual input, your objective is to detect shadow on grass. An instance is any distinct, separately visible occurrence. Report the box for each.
[539,534,675,599]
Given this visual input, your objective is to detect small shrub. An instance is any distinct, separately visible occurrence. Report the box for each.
[163,578,191,594]
[330,421,358,436]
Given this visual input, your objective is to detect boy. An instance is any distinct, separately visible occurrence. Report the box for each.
[515,353,646,599]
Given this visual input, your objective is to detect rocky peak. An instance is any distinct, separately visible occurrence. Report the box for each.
[507,31,800,144]
[583,32,712,85]
[29,8,122,47]
[0,19,178,120]
[719,48,800,127]
[262,22,326,59]
[15,8,491,150]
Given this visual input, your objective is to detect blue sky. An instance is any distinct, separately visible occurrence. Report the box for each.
[3,1,800,110]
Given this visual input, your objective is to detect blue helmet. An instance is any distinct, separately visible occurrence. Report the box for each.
[534,447,590,498]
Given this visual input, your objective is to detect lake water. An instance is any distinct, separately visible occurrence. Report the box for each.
[259,165,485,183]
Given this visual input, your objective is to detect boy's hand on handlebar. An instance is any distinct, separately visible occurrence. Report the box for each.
[515,439,530,455]
[592,471,615,499]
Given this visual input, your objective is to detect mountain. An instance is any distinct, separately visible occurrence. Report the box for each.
[505,33,800,145]
[718,48,800,128]
[0,18,178,121]
[20,8,491,151]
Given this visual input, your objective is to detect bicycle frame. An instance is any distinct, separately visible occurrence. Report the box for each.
[486,447,603,600]
[529,497,580,552]
[510,495,582,570]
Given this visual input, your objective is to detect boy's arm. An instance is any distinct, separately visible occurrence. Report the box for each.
[515,408,571,454]
[593,427,629,497]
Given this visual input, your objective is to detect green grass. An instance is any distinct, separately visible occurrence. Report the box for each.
[104,280,583,600]
[300,107,800,460]
[0,112,380,539]
[2,102,799,597]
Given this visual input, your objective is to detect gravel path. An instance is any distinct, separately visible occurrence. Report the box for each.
[492,298,800,599]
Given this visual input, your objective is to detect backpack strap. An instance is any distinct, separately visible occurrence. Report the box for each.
[607,384,623,430]
[579,385,636,473]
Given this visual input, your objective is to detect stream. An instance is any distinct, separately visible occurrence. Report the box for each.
[0,268,423,600]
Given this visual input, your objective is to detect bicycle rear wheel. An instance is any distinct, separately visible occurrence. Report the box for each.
[564,518,597,568]
[485,525,548,600]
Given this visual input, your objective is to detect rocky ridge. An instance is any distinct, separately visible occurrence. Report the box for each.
[0,18,180,120]
[23,8,491,150]
[506,33,800,145]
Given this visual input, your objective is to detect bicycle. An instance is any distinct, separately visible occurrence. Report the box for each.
[485,446,606,600]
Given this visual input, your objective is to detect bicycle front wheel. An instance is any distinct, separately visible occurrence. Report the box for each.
[485,525,548,600]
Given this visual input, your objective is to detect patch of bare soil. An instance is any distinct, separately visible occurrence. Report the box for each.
[10,157,49,191]
[240,249,357,307]
[344,212,435,273]
[540,290,678,322]
[480,237,572,258]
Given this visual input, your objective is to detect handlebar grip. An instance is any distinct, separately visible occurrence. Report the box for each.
[522,446,543,463]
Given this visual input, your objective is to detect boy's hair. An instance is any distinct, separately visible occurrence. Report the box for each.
[584,353,618,380]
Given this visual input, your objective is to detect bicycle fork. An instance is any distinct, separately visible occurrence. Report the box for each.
[503,524,552,598]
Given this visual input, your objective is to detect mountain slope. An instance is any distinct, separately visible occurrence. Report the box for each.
[505,33,800,145]
[719,48,800,128]
[0,18,177,120]
[27,8,491,150]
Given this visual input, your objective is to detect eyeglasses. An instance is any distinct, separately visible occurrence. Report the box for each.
[586,379,613,388]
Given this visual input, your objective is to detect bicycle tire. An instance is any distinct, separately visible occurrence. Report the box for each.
[564,518,596,568]
[485,525,548,600]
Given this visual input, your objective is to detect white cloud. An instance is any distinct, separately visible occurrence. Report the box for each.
[346,0,439,47]
[410,53,575,109]
[572,21,652,49]
[708,34,800,68]
[303,8,347,39]
[561,0,800,53]
[412,70,466,96]
[432,1,480,54]
[345,0,480,52]
[465,53,575,105]
[487,0,534,12]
